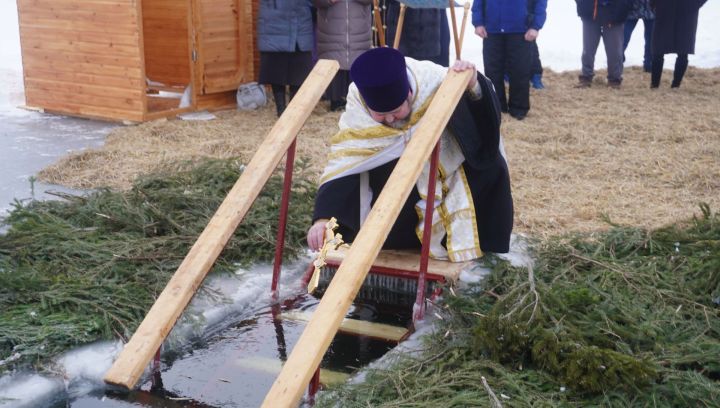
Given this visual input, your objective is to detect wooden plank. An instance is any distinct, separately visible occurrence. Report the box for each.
[326,247,467,283]
[19,17,139,34]
[23,67,144,89]
[280,311,409,342]
[23,96,143,122]
[21,38,139,58]
[261,69,473,408]
[141,0,191,86]
[21,48,142,69]
[24,85,143,111]
[195,91,236,111]
[142,106,194,122]
[196,0,249,94]
[103,59,339,389]
[146,96,181,112]
[23,57,142,79]
[21,27,139,47]
[18,8,137,24]
[21,0,135,10]
[235,357,349,385]
[25,77,143,100]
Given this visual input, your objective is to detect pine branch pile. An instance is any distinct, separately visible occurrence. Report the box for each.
[319,205,720,407]
[0,158,315,373]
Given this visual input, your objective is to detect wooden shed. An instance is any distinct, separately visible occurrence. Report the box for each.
[16,0,258,122]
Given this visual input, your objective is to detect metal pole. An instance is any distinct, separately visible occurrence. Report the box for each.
[307,367,321,404]
[271,139,297,298]
[414,142,440,323]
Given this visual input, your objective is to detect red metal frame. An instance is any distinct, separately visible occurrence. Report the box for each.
[308,367,321,404]
[271,139,297,299]
[414,143,440,323]
[151,346,162,389]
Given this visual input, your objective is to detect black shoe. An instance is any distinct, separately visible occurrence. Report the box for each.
[575,75,592,88]
[509,111,527,120]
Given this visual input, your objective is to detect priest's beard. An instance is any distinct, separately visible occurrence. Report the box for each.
[387,118,409,129]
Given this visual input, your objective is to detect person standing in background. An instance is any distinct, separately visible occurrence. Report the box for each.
[472,0,548,120]
[530,41,545,89]
[650,0,707,88]
[314,0,373,111]
[385,1,451,67]
[257,0,315,117]
[575,0,631,88]
[623,0,655,72]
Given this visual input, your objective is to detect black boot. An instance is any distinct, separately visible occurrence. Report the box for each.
[288,85,300,101]
[272,85,286,117]
[671,54,688,88]
[650,55,664,89]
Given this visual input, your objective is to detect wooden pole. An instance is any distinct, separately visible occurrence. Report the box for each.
[260,68,473,408]
[103,59,339,390]
[393,3,407,50]
[372,0,386,47]
[458,2,471,56]
[448,0,460,60]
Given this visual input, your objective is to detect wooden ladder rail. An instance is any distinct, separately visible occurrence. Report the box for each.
[103,59,339,390]
[261,68,474,408]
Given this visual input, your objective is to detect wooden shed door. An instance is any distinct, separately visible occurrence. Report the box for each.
[193,0,253,94]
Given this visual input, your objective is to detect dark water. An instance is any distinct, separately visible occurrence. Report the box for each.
[66,281,416,408]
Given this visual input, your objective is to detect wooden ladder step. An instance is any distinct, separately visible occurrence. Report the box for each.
[234,356,349,385]
[280,310,408,342]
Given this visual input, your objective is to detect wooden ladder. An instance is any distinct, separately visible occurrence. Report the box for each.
[103,59,339,389]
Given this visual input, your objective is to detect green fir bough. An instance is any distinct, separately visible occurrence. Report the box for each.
[318,205,720,407]
[0,158,315,372]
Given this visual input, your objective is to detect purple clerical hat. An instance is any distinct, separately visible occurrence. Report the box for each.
[350,48,410,113]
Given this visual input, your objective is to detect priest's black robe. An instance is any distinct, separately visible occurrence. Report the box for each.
[313,73,513,254]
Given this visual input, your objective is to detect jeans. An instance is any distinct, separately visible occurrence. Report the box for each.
[623,18,655,71]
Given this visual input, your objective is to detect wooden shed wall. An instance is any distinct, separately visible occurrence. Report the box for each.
[195,0,255,94]
[142,0,191,87]
[17,0,146,122]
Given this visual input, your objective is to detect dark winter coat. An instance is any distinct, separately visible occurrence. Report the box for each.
[628,0,654,20]
[472,0,548,33]
[575,0,631,26]
[651,0,706,55]
[313,0,372,70]
[385,1,449,62]
[258,0,314,52]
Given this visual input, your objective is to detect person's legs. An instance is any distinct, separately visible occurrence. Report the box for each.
[271,84,287,116]
[530,41,544,89]
[506,34,532,119]
[602,23,625,86]
[483,34,508,112]
[642,18,655,72]
[672,54,689,88]
[579,19,602,85]
[650,54,664,88]
[623,18,639,54]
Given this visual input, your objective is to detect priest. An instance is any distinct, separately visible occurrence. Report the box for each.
[307,47,513,261]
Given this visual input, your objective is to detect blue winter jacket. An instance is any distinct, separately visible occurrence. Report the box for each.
[258,0,314,52]
[471,0,548,34]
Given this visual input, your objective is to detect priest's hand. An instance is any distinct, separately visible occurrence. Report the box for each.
[451,60,478,91]
[307,219,329,251]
